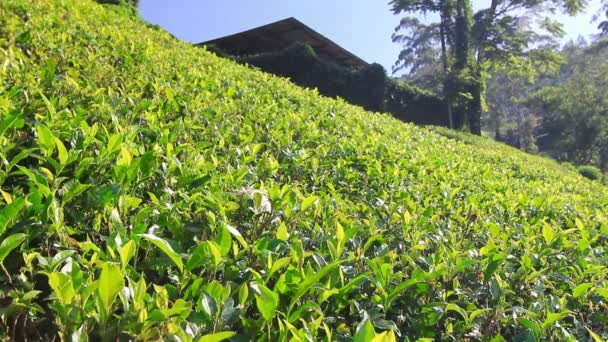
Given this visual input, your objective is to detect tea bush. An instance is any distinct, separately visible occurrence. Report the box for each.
[0,0,607,340]
[578,165,602,181]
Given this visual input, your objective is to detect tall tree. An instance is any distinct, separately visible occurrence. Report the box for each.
[598,0,608,35]
[391,0,456,128]
[391,0,585,135]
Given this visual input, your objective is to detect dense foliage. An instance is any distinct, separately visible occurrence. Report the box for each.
[391,0,584,135]
[485,39,608,176]
[219,42,448,127]
[1,0,607,340]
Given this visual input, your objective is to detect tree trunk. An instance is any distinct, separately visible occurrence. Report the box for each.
[470,80,482,135]
[494,111,502,141]
[439,13,454,129]
[468,0,498,136]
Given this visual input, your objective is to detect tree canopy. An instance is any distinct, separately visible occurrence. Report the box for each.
[390,0,586,135]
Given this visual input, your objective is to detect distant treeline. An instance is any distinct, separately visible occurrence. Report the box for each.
[206,42,448,127]
[484,39,608,179]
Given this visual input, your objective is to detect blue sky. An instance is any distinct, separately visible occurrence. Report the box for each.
[139,0,604,74]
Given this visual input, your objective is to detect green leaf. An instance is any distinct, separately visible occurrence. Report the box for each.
[98,263,124,315]
[37,90,56,118]
[386,278,422,307]
[266,257,292,280]
[186,241,222,271]
[470,308,491,321]
[214,224,232,257]
[301,195,319,211]
[572,282,593,298]
[371,329,397,342]
[62,183,92,204]
[288,259,345,313]
[138,234,183,272]
[107,134,123,155]
[596,288,608,299]
[204,241,222,268]
[133,275,147,310]
[445,303,468,321]
[484,253,506,280]
[519,318,541,340]
[586,327,604,342]
[7,148,38,173]
[120,240,136,269]
[542,222,554,244]
[0,233,26,263]
[48,272,75,305]
[238,284,249,307]
[54,137,68,165]
[0,197,27,236]
[542,310,572,330]
[276,222,289,241]
[36,124,55,150]
[354,319,376,342]
[250,281,279,322]
[225,224,248,249]
[490,335,506,342]
[288,300,322,322]
[0,112,24,137]
[196,331,237,342]
[201,291,218,318]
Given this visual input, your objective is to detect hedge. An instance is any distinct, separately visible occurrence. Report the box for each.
[209,42,448,126]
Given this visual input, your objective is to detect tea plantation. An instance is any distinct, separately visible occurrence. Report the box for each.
[1,0,607,340]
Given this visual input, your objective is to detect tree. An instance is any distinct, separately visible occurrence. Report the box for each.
[525,40,608,169]
[484,38,608,171]
[391,0,456,128]
[391,0,585,135]
[485,69,541,152]
[598,0,608,35]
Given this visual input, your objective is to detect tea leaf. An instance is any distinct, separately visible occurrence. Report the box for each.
[138,234,183,273]
[120,240,136,269]
[48,272,75,305]
[301,195,319,211]
[0,197,26,236]
[354,319,376,342]
[586,328,603,342]
[250,282,278,322]
[197,331,236,342]
[573,283,593,298]
[288,260,345,313]
[0,112,24,137]
[542,222,554,244]
[0,233,26,263]
[54,137,68,165]
[98,263,124,315]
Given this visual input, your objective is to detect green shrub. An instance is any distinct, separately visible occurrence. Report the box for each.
[560,161,578,172]
[237,42,447,124]
[578,165,602,180]
[384,78,448,126]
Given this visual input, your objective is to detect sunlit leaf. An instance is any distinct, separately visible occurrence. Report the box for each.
[98,263,124,315]
[250,281,279,322]
[0,233,26,263]
[138,234,183,272]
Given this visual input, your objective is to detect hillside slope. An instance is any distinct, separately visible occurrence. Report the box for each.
[1,0,607,340]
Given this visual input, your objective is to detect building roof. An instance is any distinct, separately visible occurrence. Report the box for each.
[198,17,368,69]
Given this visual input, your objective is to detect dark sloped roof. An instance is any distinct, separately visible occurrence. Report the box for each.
[198,17,368,69]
